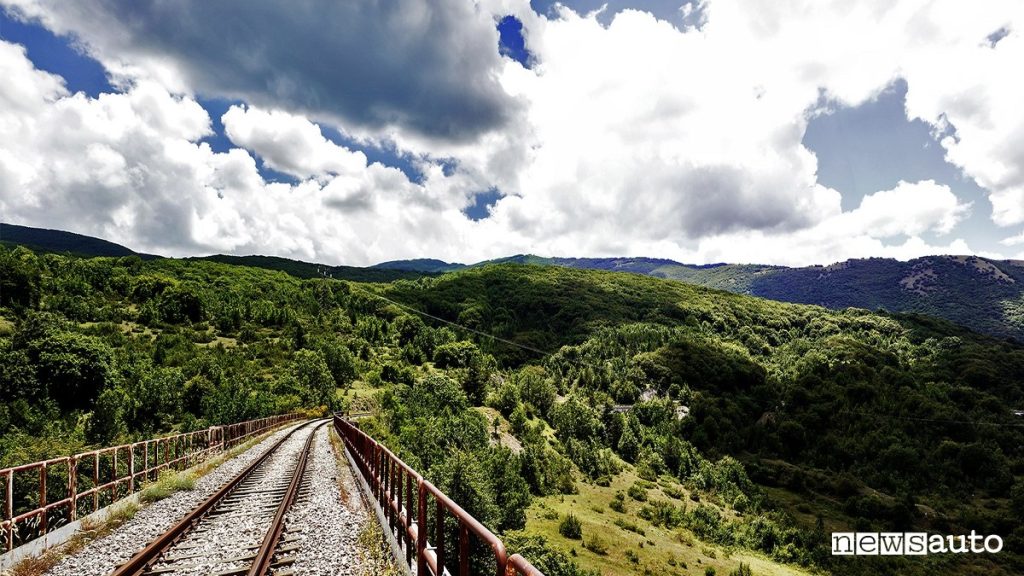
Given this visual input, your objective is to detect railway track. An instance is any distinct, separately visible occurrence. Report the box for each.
[108,420,327,576]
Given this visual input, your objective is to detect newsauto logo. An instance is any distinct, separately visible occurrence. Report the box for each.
[832,532,1004,555]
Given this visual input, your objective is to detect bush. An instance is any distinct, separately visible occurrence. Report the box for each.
[628,483,648,501]
[728,563,753,576]
[584,534,608,555]
[559,513,583,540]
[613,518,645,535]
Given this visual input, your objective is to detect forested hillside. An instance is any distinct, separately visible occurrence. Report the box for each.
[1,247,1022,575]
[380,253,1024,343]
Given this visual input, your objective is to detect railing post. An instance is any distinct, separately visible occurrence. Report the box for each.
[113,449,119,499]
[417,480,427,576]
[39,463,47,534]
[4,470,11,553]
[93,452,99,512]
[406,472,414,565]
[459,521,470,576]
[69,456,78,522]
[436,498,445,576]
[128,444,135,493]
[389,459,396,535]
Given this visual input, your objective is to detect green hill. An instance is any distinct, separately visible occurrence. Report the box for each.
[645,256,1024,341]
[3,248,1023,575]
[0,222,155,258]
[195,254,431,282]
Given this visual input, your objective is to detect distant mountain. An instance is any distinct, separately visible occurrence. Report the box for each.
[372,258,465,273]
[7,223,1024,340]
[377,254,1024,341]
[373,254,691,275]
[195,254,430,283]
[654,255,1024,342]
[486,254,687,274]
[1,224,430,283]
[0,222,154,258]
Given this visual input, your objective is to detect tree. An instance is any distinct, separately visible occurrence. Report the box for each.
[88,386,127,443]
[292,349,335,408]
[318,338,357,387]
[434,340,481,369]
[617,415,641,462]
[30,331,113,410]
[517,366,556,417]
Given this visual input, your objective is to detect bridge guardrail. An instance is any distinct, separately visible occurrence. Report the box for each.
[334,414,545,576]
[1,412,303,554]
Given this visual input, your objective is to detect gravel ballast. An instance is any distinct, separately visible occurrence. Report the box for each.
[43,422,309,576]
[278,426,367,576]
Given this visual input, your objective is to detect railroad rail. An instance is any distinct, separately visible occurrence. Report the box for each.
[334,415,544,576]
[109,419,325,576]
[0,412,304,555]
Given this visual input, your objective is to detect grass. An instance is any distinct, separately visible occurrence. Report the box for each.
[140,470,196,503]
[355,509,403,576]
[327,427,352,504]
[7,500,140,576]
[521,467,813,576]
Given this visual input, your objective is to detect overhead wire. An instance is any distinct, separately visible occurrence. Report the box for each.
[334,276,1024,430]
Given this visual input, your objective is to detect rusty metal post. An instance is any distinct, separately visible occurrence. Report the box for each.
[417,481,427,576]
[6,470,13,550]
[143,442,149,483]
[69,456,78,521]
[39,463,47,534]
[436,498,445,576]
[130,445,135,489]
[93,452,99,512]
[113,449,119,499]
[459,522,470,576]
[406,472,414,565]
[389,459,396,536]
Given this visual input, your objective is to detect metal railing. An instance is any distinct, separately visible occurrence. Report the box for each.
[334,415,544,576]
[1,412,303,554]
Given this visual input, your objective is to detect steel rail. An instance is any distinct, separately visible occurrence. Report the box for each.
[247,420,327,576]
[108,420,316,576]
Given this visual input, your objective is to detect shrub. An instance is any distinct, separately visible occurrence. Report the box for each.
[559,513,583,540]
[728,563,753,576]
[628,483,648,501]
[613,518,646,535]
[584,534,608,555]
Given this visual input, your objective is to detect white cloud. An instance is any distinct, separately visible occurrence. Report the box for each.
[0,39,485,264]
[689,180,972,266]
[221,106,368,182]
[2,0,1020,267]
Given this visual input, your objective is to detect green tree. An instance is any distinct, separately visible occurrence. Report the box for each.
[292,349,335,408]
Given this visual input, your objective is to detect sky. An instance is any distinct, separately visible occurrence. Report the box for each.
[0,1,1022,267]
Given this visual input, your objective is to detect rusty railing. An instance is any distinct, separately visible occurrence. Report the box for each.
[334,415,544,576]
[0,412,303,554]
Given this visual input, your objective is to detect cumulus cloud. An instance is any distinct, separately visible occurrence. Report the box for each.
[0,39,487,263]
[2,0,1020,266]
[221,106,369,182]
[1,0,518,143]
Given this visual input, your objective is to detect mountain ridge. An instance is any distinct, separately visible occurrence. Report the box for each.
[4,222,1024,341]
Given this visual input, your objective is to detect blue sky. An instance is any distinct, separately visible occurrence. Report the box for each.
[0,1,1020,266]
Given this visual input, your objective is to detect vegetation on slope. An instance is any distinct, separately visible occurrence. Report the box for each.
[2,247,1022,575]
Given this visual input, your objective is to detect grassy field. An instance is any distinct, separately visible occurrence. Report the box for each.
[522,467,814,576]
